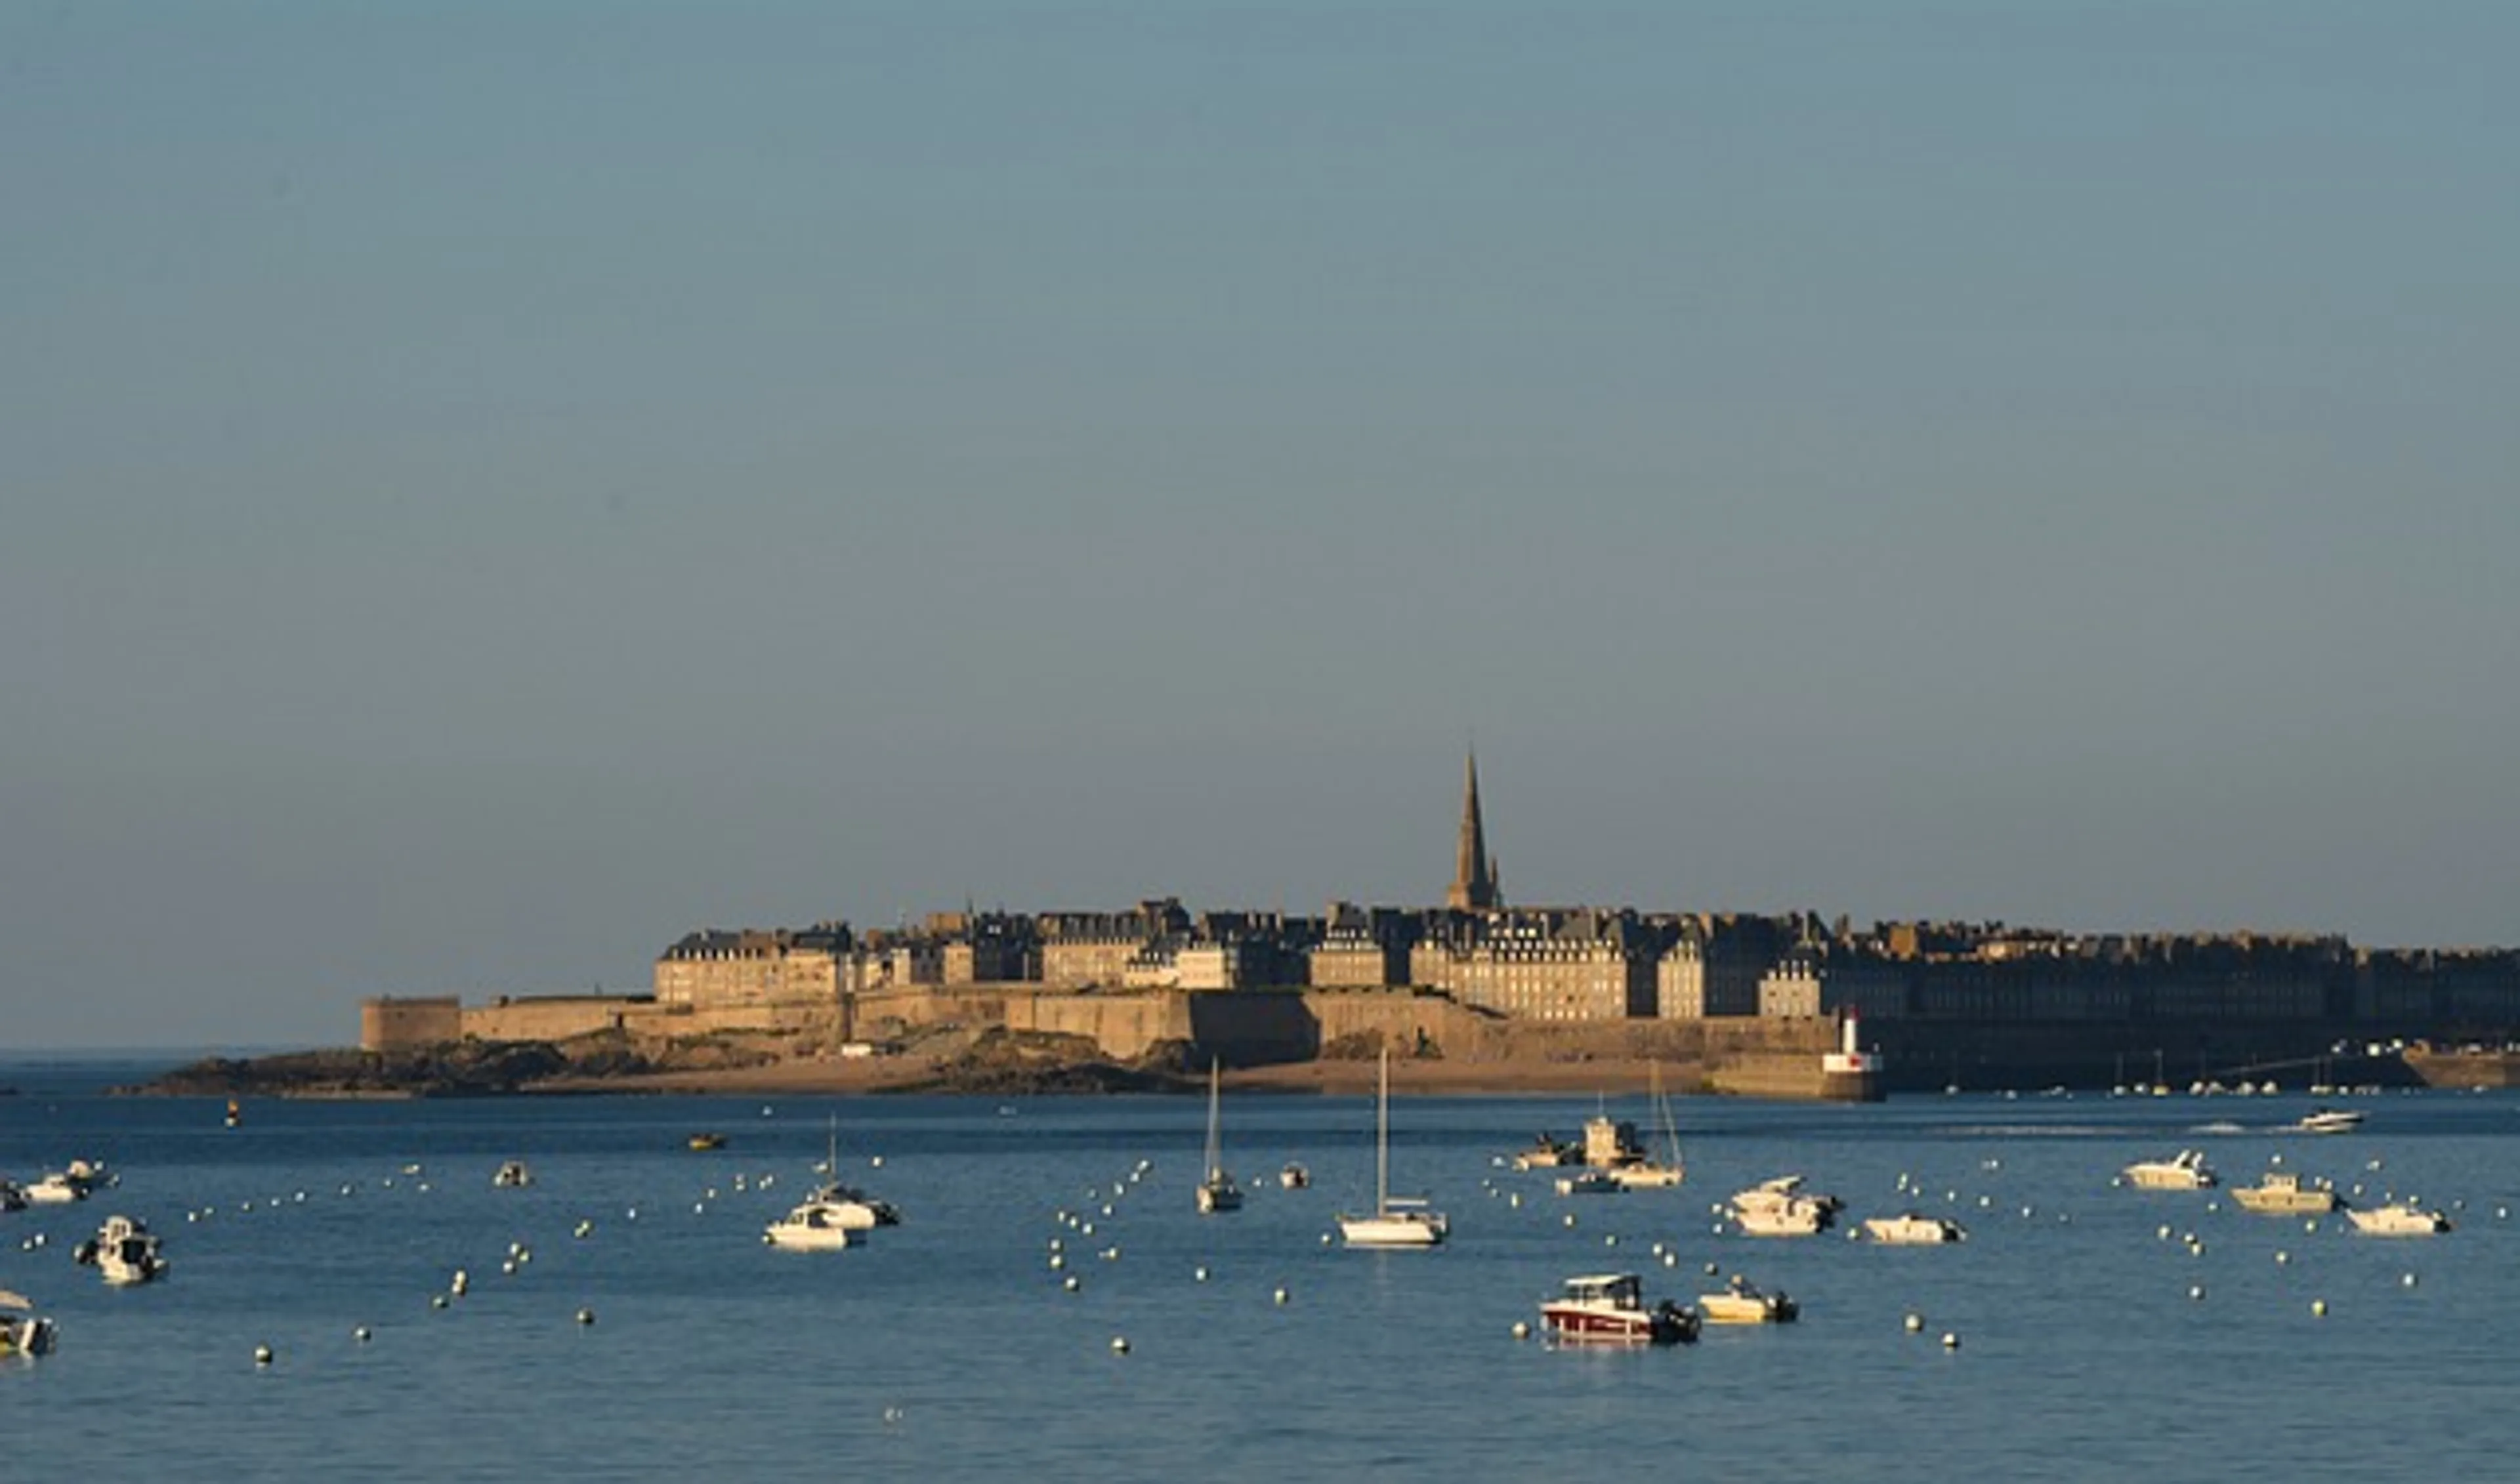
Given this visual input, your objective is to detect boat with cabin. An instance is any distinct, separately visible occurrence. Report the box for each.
[1196,1059,1242,1214]
[0,1289,56,1358]
[74,1214,167,1285]
[1337,1050,1448,1248]
[1279,1163,1310,1190]
[2345,1201,2451,1235]
[2122,1150,2217,1189]
[1540,1273,1698,1345]
[1697,1273,1798,1325]
[803,1116,901,1229]
[1861,1212,1968,1245]
[2231,1171,2337,1214]
[22,1172,86,1205]
[2296,1107,2365,1135]
[1729,1175,1841,1237]
[1555,1169,1623,1197]
[763,1201,856,1251]
[1510,1133,1580,1170]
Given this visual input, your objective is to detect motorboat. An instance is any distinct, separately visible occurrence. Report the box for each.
[1339,1049,1448,1248]
[2344,1202,2452,1236]
[2121,1150,2217,1190]
[1861,1212,1968,1245]
[1540,1273,1698,1345]
[1729,1175,1841,1237]
[23,1172,87,1205]
[0,1289,56,1358]
[2296,1107,2366,1135]
[0,1180,24,1213]
[1696,1273,1797,1325]
[1196,1058,1242,1215]
[763,1201,856,1252]
[1582,1111,1647,1169]
[1555,1169,1624,1197]
[74,1214,167,1285]
[1279,1163,1311,1190]
[492,1161,533,1189]
[688,1132,727,1152]
[1510,1134,1580,1171]
[2231,1171,2338,1215]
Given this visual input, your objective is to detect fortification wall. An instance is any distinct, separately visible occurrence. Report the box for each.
[361,997,462,1052]
[459,997,648,1043]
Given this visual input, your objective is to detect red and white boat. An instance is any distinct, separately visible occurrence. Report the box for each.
[1540,1273,1699,1345]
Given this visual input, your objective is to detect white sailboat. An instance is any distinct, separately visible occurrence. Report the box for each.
[1610,1064,1686,1189]
[1196,1058,1243,1214]
[1337,1048,1447,1248]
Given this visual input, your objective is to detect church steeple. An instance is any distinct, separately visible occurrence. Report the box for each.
[1447,749,1500,911]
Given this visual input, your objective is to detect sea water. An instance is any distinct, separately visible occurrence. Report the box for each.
[5,1063,2519,1481]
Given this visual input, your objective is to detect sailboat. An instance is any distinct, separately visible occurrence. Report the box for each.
[1610,1065,1686,1189]
[1196,1058,1243,1214]
[1337,1048,1447,1248]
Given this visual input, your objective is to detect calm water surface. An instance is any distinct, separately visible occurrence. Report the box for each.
[5,1064,2518,1481]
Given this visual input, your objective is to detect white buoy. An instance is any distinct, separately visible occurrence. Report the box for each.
[1049,1254,1065,1270]
[430,1295,449,1309]
[255,1345,274,1367]
[450,1270,469,1296]
[1662,1252,1677,1267]
[1941,1332,1960,1350]
[2158,1225,2173,1241]
[500,1260,516,1277]
[1563,1214,1577,1228]
[871,1156,883,1168]
[1511,1321,1530,1340]
[1704,1261,1720,1275]
[576,1308,595,1326]
[2189,1285,2205,1300]
[1320,1232,1334,1246]
[2403,1273,2419,1288]
[1110,1336,1130,1354]
[1194,1266,1209,1282]
[2311,1300,2328,1317]
[882,1407,904,1425]
[1605,1235,1618,1247]
[1274,1287,1291,1306]
[2275,1251,2290,1265]
[1063,1275,1081,1292]
[1904,1313,1924,1332]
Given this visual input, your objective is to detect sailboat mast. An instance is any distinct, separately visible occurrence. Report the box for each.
[1377,1047,1391,1211]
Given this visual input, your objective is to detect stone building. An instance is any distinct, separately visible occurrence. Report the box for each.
[1309,902,1419,989]
[653,923,854,1010]
[1037,899,1192,989]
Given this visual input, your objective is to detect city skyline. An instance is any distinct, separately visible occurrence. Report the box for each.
[7,3,2516,1046]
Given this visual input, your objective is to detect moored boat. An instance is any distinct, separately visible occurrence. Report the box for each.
[1555,1169,1623,1197]
[492,1161,533,1189]
[2231,1171,2337,1214]
[1279,1163,1310,1190]
[1729,1175,1841,1237]
[73,1214,167,1285]
[0,1289,56,1358]
[1861,1212,1967,1245]
[688,1132,726,1152]
[1540,1273,1698,1345]
[2121,1150,2217,1190]
[1697,1273,1797,1325]
[803,1115,901,1228]
[1196,1058,1242,1215]
[1338,1049,1447,1249]
[1509,1134,1580,1171]
[2344,1202,2451,1236]
[763,1201,856,1251]
[22,1172,86,1205]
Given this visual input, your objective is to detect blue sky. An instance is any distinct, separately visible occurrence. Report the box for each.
[5,2,2514,1046]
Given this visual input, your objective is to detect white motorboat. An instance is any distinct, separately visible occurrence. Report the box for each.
[1540,1273,1698,1345]
[2231,1171,2338,1214]
[763,1201,856,1251]
[492,1161,533,1189]
[1338,1049,1447,1248]
[2296,1107,2365,1135]
[2122,1150,2218,1190]
[1196,1058,1242,1215]
[1555,1169,1624,1197]
[1729,1175,1841,1237]
[1509,1134,1580,1171]
[1861,1212,1968,1245]
[2344,1202,2452,1236]
[23,1172,87,1206]
[0,1289,56,1358]
[1697,1273,1798,1325]
[74,1214,167,1285]
[1279,1163,1310,1190]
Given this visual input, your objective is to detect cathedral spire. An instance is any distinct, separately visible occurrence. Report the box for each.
[1447,749,1500,911]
